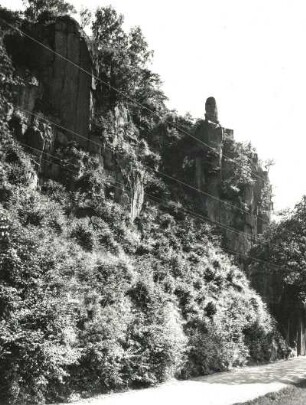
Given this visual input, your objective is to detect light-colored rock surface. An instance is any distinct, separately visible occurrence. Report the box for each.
[56,356,306,405]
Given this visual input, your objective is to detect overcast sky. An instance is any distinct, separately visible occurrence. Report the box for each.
[2,0,306,211]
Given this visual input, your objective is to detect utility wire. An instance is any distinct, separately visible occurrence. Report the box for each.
[157,170,270,223]
[20,143,286,274]
[223,246,285,272]
[19,141,255,242]
[0,16,269,184]
[15,105,270,224]
[20,141,126,191]
[1,17,285,270]
[10,141,286,272]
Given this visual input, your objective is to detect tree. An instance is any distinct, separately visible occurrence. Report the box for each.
[248,196,306,348]
[80,7,92,30]
[250,196,306,290]
[22,0,76,22]
[92,5,166,123]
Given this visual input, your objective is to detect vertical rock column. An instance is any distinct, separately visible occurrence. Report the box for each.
[46,17,93,146]
[8,16,94,178]
[194,97,223,222]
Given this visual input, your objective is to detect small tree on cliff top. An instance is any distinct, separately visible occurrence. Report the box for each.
[22,0,76,21]
[92,5,167,127]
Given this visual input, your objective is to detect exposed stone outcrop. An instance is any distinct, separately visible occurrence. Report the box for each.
[3,13,302,358]
[205,96,219,124]
[188,97,271,254]
[4,17,146,221]
[102,105,146,221]
[130,172,145,221]
[39,17,94,144]
[189,98,306,354]
[3,17,272,233]
[5,16,93,154]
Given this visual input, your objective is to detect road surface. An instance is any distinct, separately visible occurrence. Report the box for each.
[56,356,306,405]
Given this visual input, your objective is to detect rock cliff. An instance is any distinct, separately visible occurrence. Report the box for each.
[3,16,272,250]
[3,16,146,220]
[176,97,272,255]
[6,16,93,145]
[0,10,294,403]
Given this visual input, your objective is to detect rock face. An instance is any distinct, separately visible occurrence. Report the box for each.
[5,16,93,151]
[30,17,93,145]
[39,17,94,144]
[3,16,301,355]
[4,16,145,221]
[99,105,145,222]
[5,17,272,236]
[189,99,306,354]
[193,119,224,227]
[190,97,271,254]
[205,96,219,123]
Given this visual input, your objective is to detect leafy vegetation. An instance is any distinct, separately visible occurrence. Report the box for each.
[22,0,76,22]
[0,2,288,404]
[248,197,306,347]
[92,5,166,131]
[250,197,306,290]
[0,127,286,403]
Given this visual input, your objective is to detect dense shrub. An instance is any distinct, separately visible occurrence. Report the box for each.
[0,4,287,404]
[0,217,81,404]
[248,196,306,350]
[136,206,286,378]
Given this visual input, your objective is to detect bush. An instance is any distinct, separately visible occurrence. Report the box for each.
[74,300,130,393]
[0,7,286,403]
[124,279,186,386]
[0,222,80,404]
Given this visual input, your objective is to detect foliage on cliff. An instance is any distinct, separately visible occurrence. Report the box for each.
[23,0,76,22]
[249,196,306,311]
[0,125,286,404]
[92,5,166,135]
[0,3,286,405]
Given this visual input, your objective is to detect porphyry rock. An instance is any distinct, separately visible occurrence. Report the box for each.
[205,96,219,124]
[5,16,94,147]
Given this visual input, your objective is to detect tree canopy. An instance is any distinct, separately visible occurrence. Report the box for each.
[92,6,167,131]
[22,0,76,22]
[249,196,306,295]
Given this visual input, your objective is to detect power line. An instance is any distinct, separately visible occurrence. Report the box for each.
[19,142,79,175]
[0,16,269,184]
[223,246,285,272]
[145,191,255,241]
[15,105,270,225]
[0,17,285,270]
[18,141,255,242]
[157,170,269,223]
[8,140,287,273]
[20,141,127,192]
[136,191,287,273]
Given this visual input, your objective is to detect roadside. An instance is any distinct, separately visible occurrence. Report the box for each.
[55,356,306,405]
[234,379,306,405]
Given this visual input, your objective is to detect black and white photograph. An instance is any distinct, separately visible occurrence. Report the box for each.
[0,1,306,404]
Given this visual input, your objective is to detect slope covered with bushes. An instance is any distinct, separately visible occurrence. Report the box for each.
[0,2,287,404]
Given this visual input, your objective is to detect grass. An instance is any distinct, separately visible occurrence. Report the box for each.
[234,379,306,405]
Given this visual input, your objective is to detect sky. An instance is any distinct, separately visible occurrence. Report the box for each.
[2,0,306,211]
